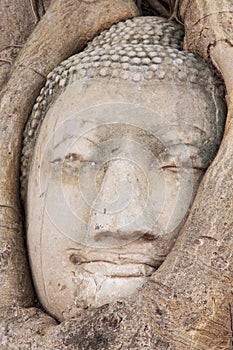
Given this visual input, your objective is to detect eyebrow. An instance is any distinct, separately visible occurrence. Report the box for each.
[53,134,77,150]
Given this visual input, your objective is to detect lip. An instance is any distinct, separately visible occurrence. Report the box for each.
[69,253,157,278]
[67,243,165,265]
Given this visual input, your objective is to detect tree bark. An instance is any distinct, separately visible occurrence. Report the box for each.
[180,0,233,60]
[0,1,233,349]
[0,0,37,90]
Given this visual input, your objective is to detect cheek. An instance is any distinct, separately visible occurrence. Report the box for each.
[27,167,76,320]
[156,168,198,233]
[27,202,88,321]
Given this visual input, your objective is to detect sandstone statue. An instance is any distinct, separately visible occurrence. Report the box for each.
[0,1,232,349]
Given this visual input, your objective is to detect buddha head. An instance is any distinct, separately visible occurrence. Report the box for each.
[21,17,225,321]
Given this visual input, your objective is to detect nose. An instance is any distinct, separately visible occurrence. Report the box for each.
[86,158,153,247]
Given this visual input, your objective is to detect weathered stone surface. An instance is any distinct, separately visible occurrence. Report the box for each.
[21,16,226,321]
[89,16,184,49]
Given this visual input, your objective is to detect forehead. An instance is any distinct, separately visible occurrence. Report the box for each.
[36,77,210,154]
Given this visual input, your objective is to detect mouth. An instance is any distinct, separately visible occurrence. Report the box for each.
[69,253,157,278]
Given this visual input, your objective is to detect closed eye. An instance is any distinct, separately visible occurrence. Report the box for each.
[65,153,83,162]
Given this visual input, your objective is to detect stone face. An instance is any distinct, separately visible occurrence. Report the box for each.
[21,16,226,321]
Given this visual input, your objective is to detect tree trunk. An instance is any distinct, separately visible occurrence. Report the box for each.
[0,1,233,349]
[0,1,36,90]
